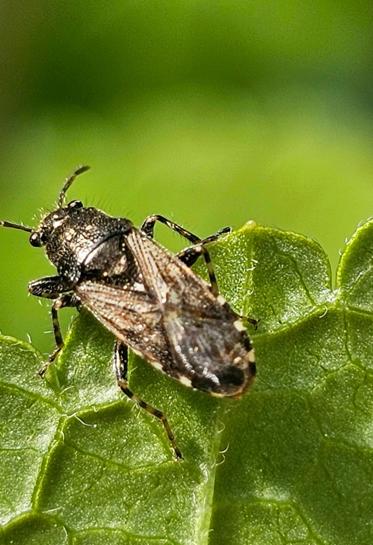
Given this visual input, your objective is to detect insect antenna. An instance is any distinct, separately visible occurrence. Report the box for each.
[0,220,32,233]
[57,165,90,208]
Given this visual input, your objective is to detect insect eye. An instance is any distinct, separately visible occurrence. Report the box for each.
[29,231,47,247]
[68,200,83,210]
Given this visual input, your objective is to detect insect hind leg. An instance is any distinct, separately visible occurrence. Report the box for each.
[113,340,183,460]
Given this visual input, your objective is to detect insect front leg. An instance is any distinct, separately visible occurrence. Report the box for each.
[40,292,80,377]
[28,275,73,299]
[29,276,79,376]
[113,340,183,460]
[141,215,227,296]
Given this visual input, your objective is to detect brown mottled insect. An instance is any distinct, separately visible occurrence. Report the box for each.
[0,166,256,459]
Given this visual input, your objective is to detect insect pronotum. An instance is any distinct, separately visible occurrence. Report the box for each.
[0,166,256,459]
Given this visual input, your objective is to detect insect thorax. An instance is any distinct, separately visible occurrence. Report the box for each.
[42,207,132,282]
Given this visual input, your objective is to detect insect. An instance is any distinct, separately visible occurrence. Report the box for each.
[0,166,256,459]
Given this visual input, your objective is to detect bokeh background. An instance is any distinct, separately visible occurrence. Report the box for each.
[1,1,372,353]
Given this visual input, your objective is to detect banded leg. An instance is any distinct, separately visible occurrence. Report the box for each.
[39,293,80,376]
[141,215,229,296]
[113,340,183,460]
[177,227,231,268]
[173,226,230,296]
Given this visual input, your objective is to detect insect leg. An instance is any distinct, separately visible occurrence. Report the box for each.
[113,340,183,460]
[141,214,200,243]
[141,215,229,296]
[29,275,73,298]
[39,293,80,377]
[177,233,259,327]
[176,226,231,268]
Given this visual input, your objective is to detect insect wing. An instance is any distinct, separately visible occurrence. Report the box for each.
[125,230,255,396]
[163,308,254,396]
[124,228,197,301]
[76,281,170,366]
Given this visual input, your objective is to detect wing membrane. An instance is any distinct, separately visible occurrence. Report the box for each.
[164,309,254,395]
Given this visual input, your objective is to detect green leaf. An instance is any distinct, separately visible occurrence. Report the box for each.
[0,221,372,545]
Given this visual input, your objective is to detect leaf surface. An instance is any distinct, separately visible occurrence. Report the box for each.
[0,221,372,545]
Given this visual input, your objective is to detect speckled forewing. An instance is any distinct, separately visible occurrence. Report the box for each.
[75,281,171,367]
[125,229,255,396]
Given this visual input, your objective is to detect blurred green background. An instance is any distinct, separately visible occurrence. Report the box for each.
[0,1,372,354]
